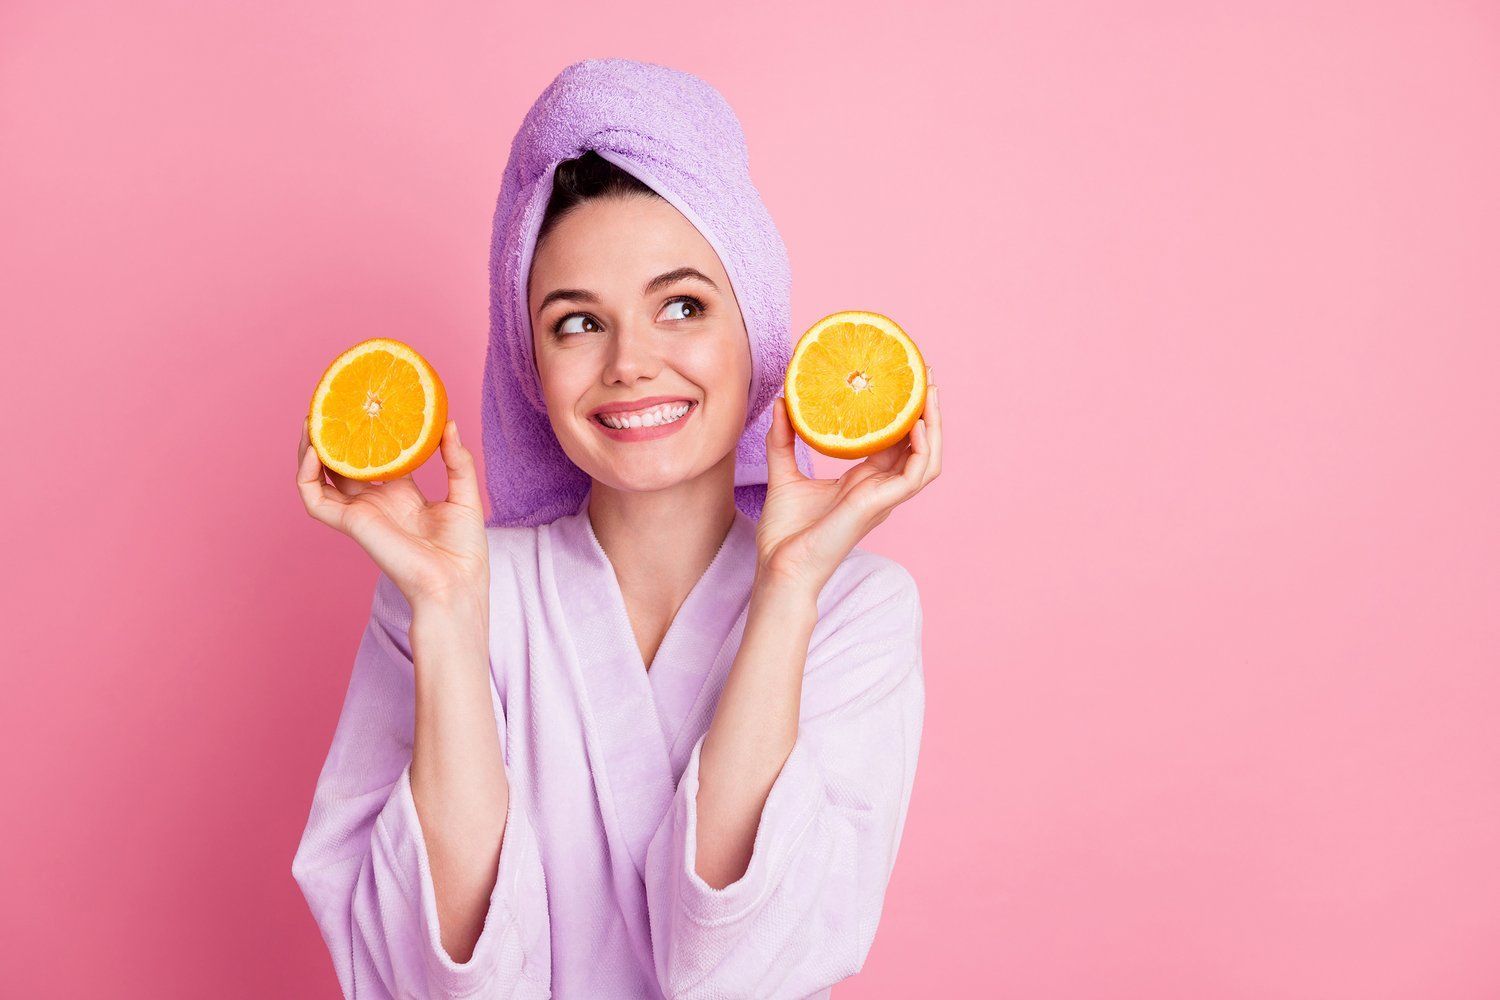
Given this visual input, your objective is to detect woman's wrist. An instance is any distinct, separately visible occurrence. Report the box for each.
[411,575,488,617]
[410,587,490,653]
[748,571,820,630]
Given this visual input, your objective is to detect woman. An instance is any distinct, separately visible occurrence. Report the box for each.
[292,58,941,999]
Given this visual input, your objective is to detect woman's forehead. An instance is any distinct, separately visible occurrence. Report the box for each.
[529,197,725,293]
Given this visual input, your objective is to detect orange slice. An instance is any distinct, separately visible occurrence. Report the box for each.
[785,311,927,459]
[307,337,448,481]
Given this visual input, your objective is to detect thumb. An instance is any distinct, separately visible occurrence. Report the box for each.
[440,420,484,512]
[764,395,805,485]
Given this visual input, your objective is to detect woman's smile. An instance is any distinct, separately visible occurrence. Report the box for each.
[590,398,698,440]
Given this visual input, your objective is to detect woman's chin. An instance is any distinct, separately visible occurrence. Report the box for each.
[586,461,694,493]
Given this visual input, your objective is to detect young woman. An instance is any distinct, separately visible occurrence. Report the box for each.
[292,58,941,999]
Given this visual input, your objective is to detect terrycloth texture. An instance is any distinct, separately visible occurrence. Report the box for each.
[292,495,926,997]
[480,57,816,528]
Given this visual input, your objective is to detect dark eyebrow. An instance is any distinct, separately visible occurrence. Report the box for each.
[536,267,719,314]
[642,266,719,297]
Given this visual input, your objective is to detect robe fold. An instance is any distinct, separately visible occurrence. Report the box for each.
[292,494,925,999]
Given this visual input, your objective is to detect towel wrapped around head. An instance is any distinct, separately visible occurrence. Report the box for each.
[480,57,816,527]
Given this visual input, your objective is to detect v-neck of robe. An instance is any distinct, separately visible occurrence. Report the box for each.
[542,491,759,886]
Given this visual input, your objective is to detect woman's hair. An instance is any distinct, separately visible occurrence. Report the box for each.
[536,150,661,248]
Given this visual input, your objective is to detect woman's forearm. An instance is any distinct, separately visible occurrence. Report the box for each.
[695,575,819,889]
[407,589,509,964]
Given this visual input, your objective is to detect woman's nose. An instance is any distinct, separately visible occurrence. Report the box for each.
[602,320,662,384]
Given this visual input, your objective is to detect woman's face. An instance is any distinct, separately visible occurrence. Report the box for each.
[527,193,752,496]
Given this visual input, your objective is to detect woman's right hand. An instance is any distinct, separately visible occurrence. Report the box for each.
[296,417,488,611]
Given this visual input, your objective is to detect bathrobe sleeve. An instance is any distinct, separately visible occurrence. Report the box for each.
[291,570,552,999]
[644,560,925,1000]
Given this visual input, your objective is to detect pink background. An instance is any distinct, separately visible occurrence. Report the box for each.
[3,1,1497,996]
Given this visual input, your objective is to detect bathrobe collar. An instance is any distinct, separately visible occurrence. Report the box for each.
[543,491,760,882]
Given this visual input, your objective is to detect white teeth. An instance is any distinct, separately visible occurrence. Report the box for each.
[599,402,691,430]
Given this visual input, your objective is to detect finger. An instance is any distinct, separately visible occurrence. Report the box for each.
[297,439,351,530]
[440,420,484,512]
[873,416,931,506]
[298,417,309,471]
[924,375,941,481]
[325,464,370,497]
[765,396,806,485]
[924,366,937,422]
[862,430,909,473]
[907,417,932,486]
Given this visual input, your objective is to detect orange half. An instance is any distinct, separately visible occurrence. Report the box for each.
[785,311,927,459]
[308,337,448,481]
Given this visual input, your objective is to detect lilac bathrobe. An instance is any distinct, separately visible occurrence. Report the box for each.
[292,496,924,998]
[292,58,925,999]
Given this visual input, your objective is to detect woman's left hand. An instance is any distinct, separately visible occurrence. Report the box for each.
[755,366,942,595]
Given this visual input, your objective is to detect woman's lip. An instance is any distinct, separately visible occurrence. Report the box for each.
[589,395,695,417]
[592,401,697,441]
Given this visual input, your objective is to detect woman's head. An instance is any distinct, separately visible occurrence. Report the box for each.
[481,58,812,526]
[526,151,753,501]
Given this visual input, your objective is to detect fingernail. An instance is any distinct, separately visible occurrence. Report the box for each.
[451,421,460,445]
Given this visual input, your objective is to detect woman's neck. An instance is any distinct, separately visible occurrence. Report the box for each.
[585,458,738,665]
[585,457,740,630]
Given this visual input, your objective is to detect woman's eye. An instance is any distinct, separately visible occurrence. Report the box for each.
[555,314,600,336]
[661,296,705,322]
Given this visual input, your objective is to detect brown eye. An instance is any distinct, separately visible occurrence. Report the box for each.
[555,313,601,336]
[661,296,707,321]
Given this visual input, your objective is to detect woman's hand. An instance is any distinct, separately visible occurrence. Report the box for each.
[754,366,942,596]
[296,418,489,610]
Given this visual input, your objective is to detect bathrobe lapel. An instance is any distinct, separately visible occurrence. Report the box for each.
[545,495,759,884]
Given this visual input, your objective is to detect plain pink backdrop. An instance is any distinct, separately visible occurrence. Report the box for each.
[3,1,1497,997]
